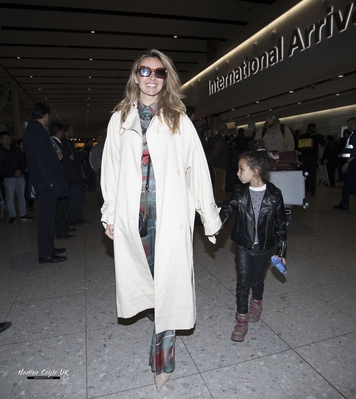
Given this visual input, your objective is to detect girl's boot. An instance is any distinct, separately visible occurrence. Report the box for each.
[231,312,248,342]
[248,298,262,323]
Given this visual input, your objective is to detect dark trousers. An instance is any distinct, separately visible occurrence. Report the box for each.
[56,196,68,236]
[339,184,356,208]
[235,244,271,314]
[301,156,317,195]
[94,169,103,206]
[37,185,58,258]
[326,162,336,187]
[67,183,83,223]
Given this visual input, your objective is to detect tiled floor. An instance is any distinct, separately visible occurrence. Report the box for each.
[0,183,355,399]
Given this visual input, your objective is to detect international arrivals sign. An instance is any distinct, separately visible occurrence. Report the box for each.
[208,2,355,96]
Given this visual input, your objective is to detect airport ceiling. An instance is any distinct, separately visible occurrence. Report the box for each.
[0,0,354,137]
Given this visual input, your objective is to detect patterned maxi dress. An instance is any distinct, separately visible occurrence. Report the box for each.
[138,102,176,375]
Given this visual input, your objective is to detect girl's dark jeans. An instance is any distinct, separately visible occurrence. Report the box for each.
[235,244,271,314]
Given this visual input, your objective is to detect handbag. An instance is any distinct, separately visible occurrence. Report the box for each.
[139,156,151,237]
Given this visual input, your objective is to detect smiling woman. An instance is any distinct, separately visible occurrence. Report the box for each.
[133,57,166,104]
[100,49,221,391]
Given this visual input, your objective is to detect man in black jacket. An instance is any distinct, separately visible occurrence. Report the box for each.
[209,123,230,204]
[334,116,356,210]
[298,123,325,196]
[50,122,76,239]
[62,124,88,225]
[23,103,68,263]
[0,131,33,223]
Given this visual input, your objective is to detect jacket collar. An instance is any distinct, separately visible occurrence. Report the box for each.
[238,180,279,218]
[121,102,141,134]
[121,102,164,135]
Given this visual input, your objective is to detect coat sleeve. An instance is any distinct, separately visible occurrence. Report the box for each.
[274,192,287,258]
[100,113,121,228]
[89,146,99,171]
[180,116,221,238]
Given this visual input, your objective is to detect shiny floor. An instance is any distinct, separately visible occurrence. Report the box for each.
[0,182,355,399]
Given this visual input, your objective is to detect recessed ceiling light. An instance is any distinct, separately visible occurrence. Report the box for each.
[231,108,235,111]
[88,76,91,79]
[297,101,301,104]
[269,108,272,111]
[338,74,344,78]
[30,75,33,78]
[17,56,21,59]
[336,93,340,96]
[289,90,294,93]
[89,58,93,61]
[88,88,91,90]
[91,30,95,34]
[256,101,259,104]
[38,88,41,91]
[173,35,178,39]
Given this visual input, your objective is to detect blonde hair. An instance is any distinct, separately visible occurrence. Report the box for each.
[114,49,186,133]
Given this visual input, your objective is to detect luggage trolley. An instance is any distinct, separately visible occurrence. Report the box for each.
[266,151,309,226]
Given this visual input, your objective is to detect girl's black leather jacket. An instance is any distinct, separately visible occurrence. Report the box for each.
[220,180,287,257]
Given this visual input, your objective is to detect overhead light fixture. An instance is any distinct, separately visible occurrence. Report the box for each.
[338,74,344,78]
[289,90,294,93]
[88,88,91,90]
[89,58,93,61]
[91,30,95,34]
[38,88,41,91]
[298,101,301,104]
[173,35,178,39]
[256,101,260,104]
[30,76,33,78]
[88,76,92,79]
[17,56,21,59]
[336,93,340,96]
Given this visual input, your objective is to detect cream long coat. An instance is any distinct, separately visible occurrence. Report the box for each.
[101,103,221,334]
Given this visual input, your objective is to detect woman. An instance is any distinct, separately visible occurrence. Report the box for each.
[100,49,221,391]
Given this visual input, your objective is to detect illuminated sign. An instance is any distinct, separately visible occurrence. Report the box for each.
[208,2,355,95]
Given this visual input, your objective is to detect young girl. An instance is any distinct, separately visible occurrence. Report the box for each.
[219,144,287,342]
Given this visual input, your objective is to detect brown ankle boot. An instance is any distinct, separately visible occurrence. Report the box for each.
[248,299,262,323]
[231,312,248,342]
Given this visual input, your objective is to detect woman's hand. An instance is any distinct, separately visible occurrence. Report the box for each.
[105,224,114,240]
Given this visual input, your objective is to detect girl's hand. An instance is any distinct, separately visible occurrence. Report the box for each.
[280,257,286,265]
[105,224,114,240]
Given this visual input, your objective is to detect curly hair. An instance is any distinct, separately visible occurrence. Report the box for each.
[240,140,270,176]
[114,49,186,133]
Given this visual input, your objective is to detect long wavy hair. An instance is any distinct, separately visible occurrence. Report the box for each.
[114,49,186,133]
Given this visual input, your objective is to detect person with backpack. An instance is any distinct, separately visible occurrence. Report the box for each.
[255,114,295,153]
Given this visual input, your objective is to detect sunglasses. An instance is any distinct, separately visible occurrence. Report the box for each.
[137,66,167,79]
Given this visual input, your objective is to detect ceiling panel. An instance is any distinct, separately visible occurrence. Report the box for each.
[4,0,350,138]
